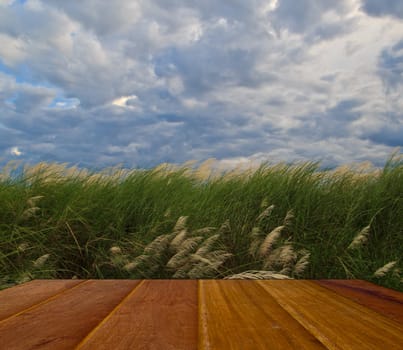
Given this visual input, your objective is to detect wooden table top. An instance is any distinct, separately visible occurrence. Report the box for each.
[0,279,401,349]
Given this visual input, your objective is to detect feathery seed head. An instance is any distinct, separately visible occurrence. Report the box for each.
[256,205,275,222]
[259,225,284,258]
[26,196,44,208]
[192,227,216,235]
[195,234,221,257]
[373,261,398,277]
[277,244,297,266]
[294,251,310,276]
[123,255,151,272]
[260,197,269,209]
[166,237,203,269]
[18,242,29,252]
[283,209,294,227]
[163,207,171,217]
[173,216,188,232]
[110,246,122,255]
[170,229,188,253]
[251,226,262,237]
[218,219,231,236]
[33,254,50,268]
[348,225,370,250]
[194,158,216,181]
[144,234,173,255]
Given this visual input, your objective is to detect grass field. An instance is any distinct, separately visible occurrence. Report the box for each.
[0,153,402,292]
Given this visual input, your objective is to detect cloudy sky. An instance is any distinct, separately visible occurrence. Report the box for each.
[0,0,402,172]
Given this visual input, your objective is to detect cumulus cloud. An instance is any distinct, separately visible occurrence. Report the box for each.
[0,0,402,171]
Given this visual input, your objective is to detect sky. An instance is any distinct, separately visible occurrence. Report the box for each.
[0,0,402,173]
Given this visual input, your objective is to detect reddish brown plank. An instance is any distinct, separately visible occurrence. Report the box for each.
[199,280,327,349]
[258,280,403,350]
[76,280,198,350]
[0,279,83,321]
[0,279,140,350]
[313,279,403,323]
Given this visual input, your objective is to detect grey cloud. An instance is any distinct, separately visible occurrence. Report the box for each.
[13,86,55,113]
[360,0,403,20]
[378,39,403,91]
[364,117,403,147]
[267,0,352,35]
[42,0,142,36]
[289,99,364,140]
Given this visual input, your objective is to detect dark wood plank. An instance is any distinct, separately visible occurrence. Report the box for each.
[258,280,403,350]
[0,279,83,321]
[313,279,403,323]
[0,279,140,350]
[76,280,198,350]
[198,280,327,349]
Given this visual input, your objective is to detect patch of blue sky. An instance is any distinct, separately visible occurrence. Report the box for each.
[0,59,15,77]
[10,0,27,6]
[46,96,80,110]
[0,59,55,89]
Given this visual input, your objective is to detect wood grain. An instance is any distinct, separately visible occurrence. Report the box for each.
[77,280,198,350]
[0,279,83,321]
[198,280,327,349]
[258,280,403,350]
[0,280,140,350]
[0,279,401,349]
[313,279,403,323]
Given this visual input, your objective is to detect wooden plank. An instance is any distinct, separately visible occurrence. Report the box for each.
[198,280,327,349]
[0,279,83,321]
[0,279,140,350]
[313,279,403,323]
[76,280,198,350]
[258,280,403,350]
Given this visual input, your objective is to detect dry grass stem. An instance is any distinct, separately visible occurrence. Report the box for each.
[224,270,293,280]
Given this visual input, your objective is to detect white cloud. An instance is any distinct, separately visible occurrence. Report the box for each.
[10,146,22,156]
[111,95,138,108]
[0,0,14,7]
[0,33,28,66]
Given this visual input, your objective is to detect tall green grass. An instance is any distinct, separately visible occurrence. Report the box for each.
[0,153,402,292]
